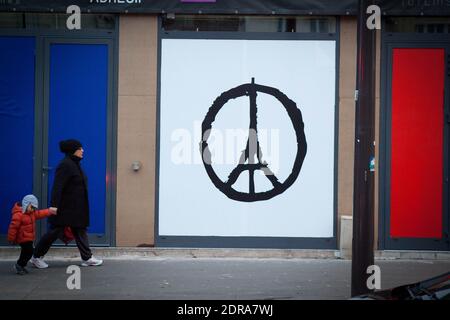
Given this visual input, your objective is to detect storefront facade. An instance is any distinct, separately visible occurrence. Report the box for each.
[0,1,449,251]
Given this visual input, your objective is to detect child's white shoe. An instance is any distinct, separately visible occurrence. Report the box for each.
[31,256,49,269]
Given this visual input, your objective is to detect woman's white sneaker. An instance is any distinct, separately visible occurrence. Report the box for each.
[30,257,49,269]
[81,256,103,267]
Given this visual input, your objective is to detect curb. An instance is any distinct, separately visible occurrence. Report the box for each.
[0,247,449,260]
[0,247,339,260]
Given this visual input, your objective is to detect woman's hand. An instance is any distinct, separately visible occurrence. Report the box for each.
[49,207,58,215]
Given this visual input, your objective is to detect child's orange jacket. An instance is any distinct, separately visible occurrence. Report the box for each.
[7,202,51,244]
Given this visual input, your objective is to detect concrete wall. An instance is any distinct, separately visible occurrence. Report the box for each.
[337,17,382,252]
[116,15,158,246]
[338,17,357,220]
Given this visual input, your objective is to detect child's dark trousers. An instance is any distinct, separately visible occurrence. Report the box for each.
[17,241,34,267]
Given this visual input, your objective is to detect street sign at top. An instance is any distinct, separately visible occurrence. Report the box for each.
[0,0,449,16]
[89,0,142,3]
[180,0,216,2]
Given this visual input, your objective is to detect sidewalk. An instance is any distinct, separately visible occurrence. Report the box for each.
[0,247,449,300]
[1,258,449,300]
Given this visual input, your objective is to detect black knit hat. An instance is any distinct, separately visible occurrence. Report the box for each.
[59,139,82,155]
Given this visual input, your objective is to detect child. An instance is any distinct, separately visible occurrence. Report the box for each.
[7,195,57,275]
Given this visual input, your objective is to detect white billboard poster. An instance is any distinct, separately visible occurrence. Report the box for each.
[159,39,335,238]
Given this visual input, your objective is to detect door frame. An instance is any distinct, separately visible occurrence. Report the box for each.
[0,24,119,247]
[41,37,117,246]
[379,31,450,250]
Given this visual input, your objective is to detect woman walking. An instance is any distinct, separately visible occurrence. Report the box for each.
[31,139,103,268]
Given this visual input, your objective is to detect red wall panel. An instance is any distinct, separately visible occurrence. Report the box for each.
[390,48,444,239]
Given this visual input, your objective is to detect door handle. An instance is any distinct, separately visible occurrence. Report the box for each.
[42,166,53,171]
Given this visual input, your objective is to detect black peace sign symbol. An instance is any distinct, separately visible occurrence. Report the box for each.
[200,78,307,202]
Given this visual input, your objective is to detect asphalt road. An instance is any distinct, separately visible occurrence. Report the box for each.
[0,258,449,300]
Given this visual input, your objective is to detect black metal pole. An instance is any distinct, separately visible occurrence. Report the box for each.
[351,0,377,297]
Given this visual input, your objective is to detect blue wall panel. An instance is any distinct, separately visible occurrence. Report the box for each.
[48,43,108,234]
[0,37,35,234]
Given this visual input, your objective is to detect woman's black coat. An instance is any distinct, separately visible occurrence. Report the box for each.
[48,155,90,228]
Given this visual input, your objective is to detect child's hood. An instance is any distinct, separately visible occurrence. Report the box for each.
[11,202,24,215]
